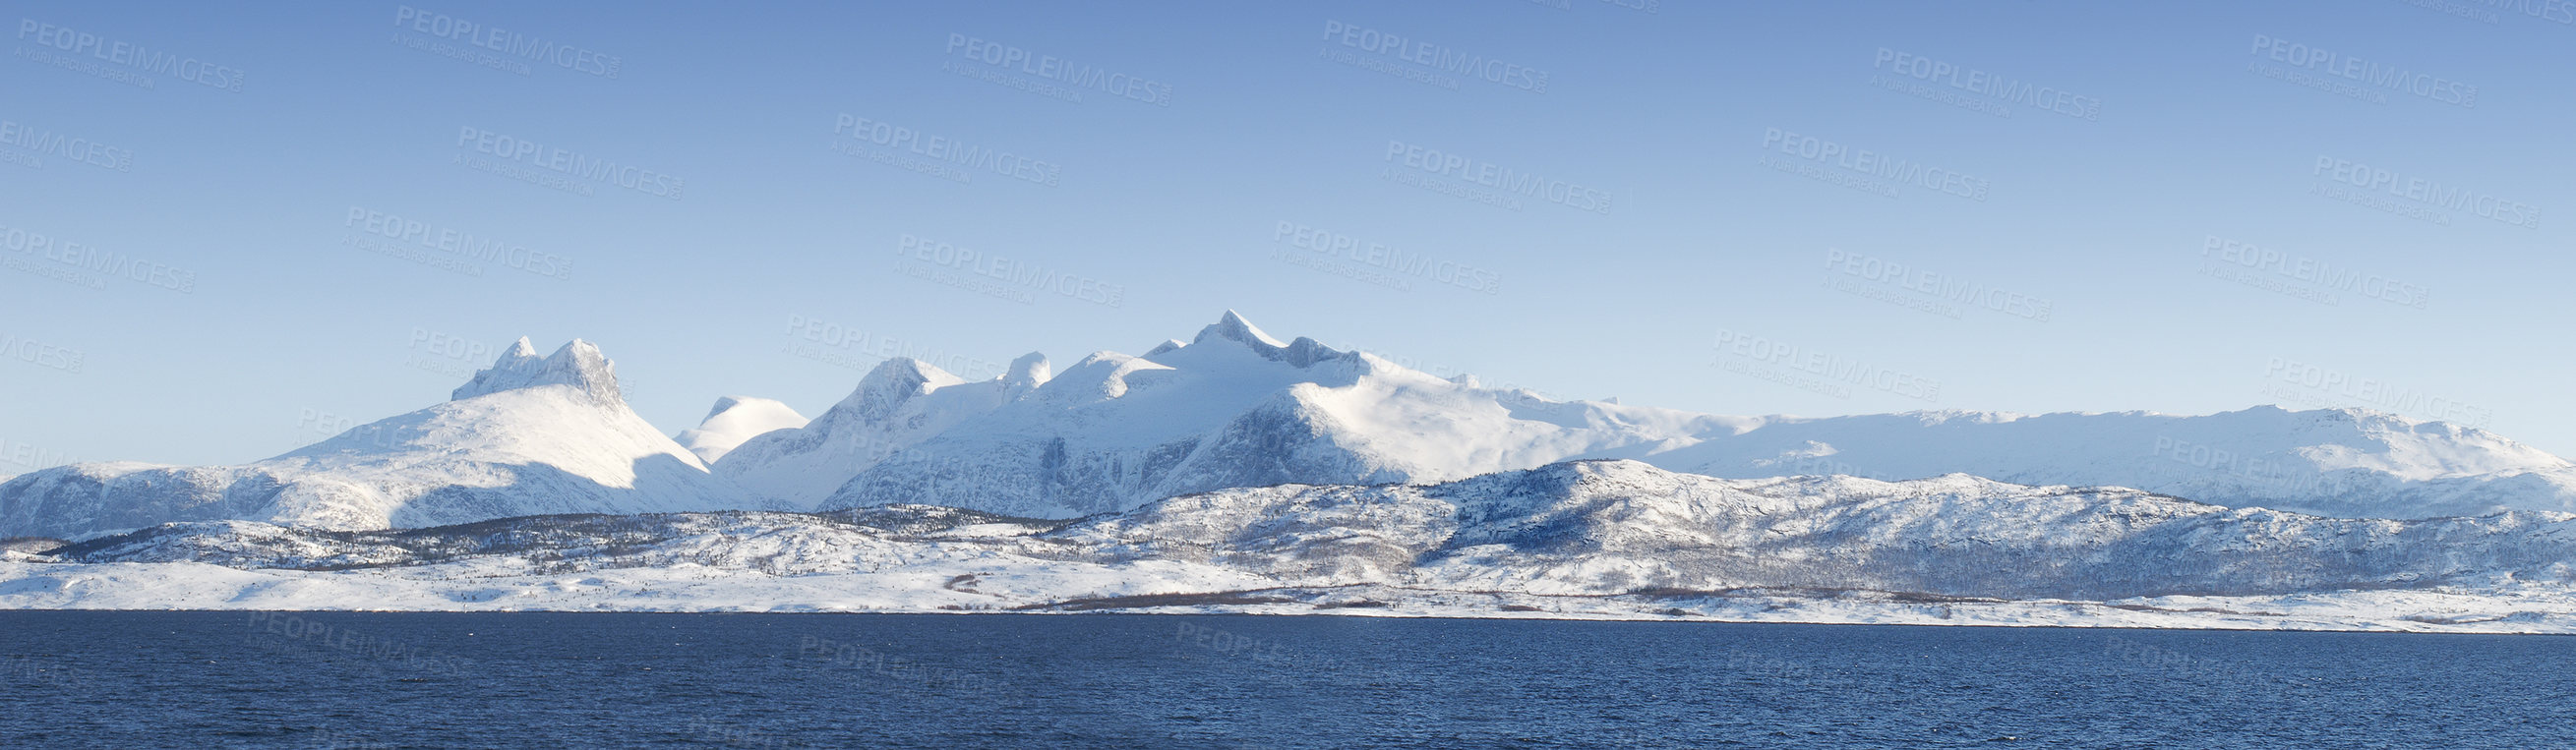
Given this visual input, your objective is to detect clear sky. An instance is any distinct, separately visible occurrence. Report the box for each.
[2,0,2568,470]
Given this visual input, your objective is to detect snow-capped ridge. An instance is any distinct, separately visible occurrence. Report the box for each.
[450,337,621,404]
[1181,311,1354,368]
[1,335,747,537]
[838,358,963,420]
[1196,310,1285,349]
[1003,353,1051,393]
[675,396,809,464]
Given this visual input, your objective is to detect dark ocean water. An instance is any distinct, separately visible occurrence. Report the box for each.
[1,611,2570,748]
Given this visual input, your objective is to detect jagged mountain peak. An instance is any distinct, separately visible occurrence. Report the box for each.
[1195,310,1285,349]
[1176,311,1352,369]
[1003,352,1051,392]
[450,338,621,404]
[676,396,809,465]
[830,357,965,422]
[702,395,755,422]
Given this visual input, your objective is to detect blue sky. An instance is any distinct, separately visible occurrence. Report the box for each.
[2,0,2568,468]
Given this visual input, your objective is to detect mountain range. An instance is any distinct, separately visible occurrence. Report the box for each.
[6,312,2573,541]
[0,338,746,538]
[13,459,2574,631]
[6,312,2576,629]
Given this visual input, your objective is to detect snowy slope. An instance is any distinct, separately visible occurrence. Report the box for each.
[1645,407,2576,519]
[0,339,749,538]
[715,312,2576,520]
[765,312,1741,517]
[18,460,2576,631]
[713,354,1049,509]
[673,396,809,464]
[1056,460,2576,600]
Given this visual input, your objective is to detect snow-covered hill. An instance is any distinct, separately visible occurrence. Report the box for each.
[1647,407,2576,520]
[714,312,2576,520]
[673,396,808,464]
[714,353,1050,509]
[9,311,2573,545]
[725,312,1739,517]
[0,339,749,538]
[1058,460,2576,600]
[14,461,2576,631]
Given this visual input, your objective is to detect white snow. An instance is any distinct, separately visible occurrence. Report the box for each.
[14,460,2576,633]
[717,312,2575,520]
[674,396,809,464]
[0,339,748,536]
[8,312,2576,633]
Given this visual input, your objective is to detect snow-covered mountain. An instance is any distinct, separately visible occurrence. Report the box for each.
[716,311,2576,520]
[0,339,749,538]
[1646,407,2576,520]
[718,312,1738,517]
[8,311,2572,544]
[1055,459,2576,601]
[673,396,808,464]
[19,460,2576,631]
[714,353,1051,508]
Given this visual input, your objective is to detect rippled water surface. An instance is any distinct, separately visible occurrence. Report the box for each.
[3,611,2571,748]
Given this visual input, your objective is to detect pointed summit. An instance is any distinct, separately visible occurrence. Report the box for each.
[1184,311,1348,368]
[838,358,964,421]
[450,337,624,404]
[1002,352,1052,393]
[1194,310,1288,350]
[676,396,809,464]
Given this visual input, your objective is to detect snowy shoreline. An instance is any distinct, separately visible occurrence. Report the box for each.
[10,560,2575,635]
